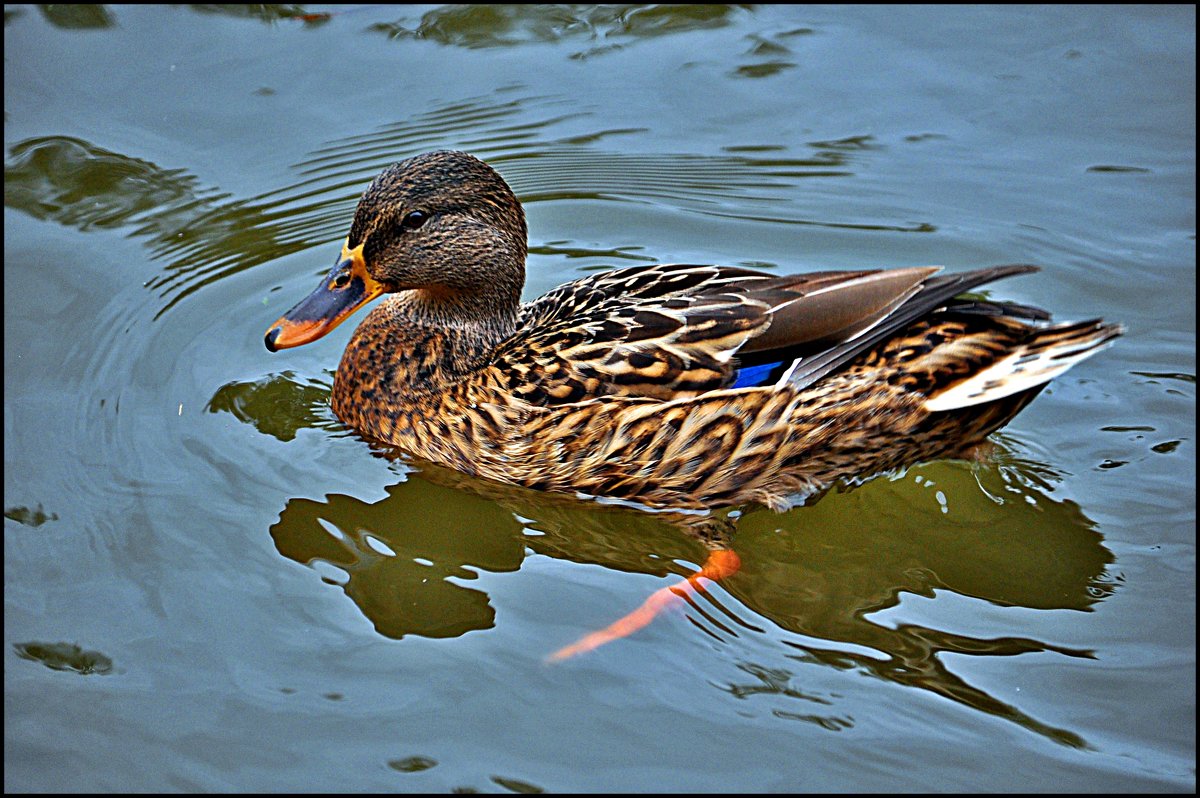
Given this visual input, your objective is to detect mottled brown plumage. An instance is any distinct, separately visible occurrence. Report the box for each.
[265,150,1123,512]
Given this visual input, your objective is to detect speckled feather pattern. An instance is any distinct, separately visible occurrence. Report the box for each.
[330,266,1110,511]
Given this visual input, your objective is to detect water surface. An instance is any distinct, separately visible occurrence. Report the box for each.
[4,4,1194,792]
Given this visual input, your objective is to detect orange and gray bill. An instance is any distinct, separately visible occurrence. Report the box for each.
[264,242,382,351]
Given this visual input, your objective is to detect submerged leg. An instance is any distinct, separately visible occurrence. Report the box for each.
[547,516,741,661]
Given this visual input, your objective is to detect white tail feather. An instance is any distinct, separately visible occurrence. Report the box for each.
[924,322,1122,412]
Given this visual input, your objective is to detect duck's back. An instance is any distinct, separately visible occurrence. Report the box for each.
[353,263,1121,510]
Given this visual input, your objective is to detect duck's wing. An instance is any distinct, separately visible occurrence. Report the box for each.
[493,262,940,403]
[781,263,1045,391]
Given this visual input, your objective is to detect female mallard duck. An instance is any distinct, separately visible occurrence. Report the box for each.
[265,150,1122,513]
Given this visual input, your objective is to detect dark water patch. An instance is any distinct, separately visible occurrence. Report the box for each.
[491,775,546,794]
[5,503,59,527]
[808,134,879,151]
[771,709,855,730]
[388,755,438,773]
[206,372,333,443]
[1086,164,1152,173]
[370,3,747,56]
[697,208,935,233]
[557,127,649,146]
[530,241,656,263]
[14,641,114,675]
[36,3,113,29]
[722,144,788,153]
[4,136,221,233]
[186,4,330,26]
[717,447,1117,750]
[268,484,517,640]
[720,661,834,704]
[265,464,718,642]
[781,633,1091,750]
[1131,371,1195,384]
[733,61,796,78]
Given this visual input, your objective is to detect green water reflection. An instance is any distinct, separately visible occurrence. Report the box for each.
[247,365,1113,749]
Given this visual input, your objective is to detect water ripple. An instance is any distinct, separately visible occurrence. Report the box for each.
[4,91,926,320]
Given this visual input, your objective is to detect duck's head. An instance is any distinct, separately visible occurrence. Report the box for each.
[265,150,528,351]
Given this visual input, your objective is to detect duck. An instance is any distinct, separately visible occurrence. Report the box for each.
[264,149,1123,514]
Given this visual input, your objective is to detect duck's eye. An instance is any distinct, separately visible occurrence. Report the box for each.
[401,210,428,231]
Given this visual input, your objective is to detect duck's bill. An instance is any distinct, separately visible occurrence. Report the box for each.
[264,243,383,351]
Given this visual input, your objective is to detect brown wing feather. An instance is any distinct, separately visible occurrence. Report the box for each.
[494,263,950,403]
[784,264,1042,390]
[497,264,780,401]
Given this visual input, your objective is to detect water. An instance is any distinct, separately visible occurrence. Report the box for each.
[4,4,1194,791]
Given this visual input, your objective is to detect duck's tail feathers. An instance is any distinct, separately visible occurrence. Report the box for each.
[923,319,1125,412]
[785,264,1041,392]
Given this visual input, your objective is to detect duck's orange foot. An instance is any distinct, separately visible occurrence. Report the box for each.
[547,548,742,662]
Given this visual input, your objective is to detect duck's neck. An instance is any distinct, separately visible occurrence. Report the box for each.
[399,282,519,339]
[331,221,527,427]
[382,221,526,372]
[332,282,519,414]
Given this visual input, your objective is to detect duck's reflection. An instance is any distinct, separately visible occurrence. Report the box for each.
[266,429,1113,748]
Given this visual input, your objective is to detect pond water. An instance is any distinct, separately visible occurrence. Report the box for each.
[4,4,1194,792]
